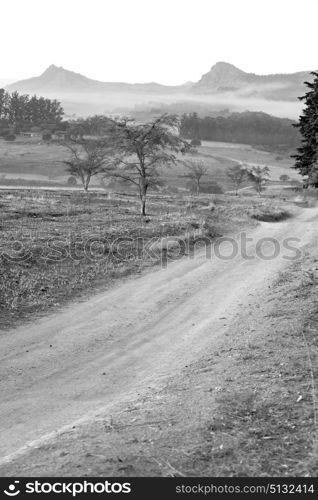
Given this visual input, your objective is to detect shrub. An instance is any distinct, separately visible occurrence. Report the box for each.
[201,182,223,194]
[190,138,202,146]
[42,131,52,141]
[0,128,12,137]
[279,174,290,182]
[4,133,16,141]
[67,176,77,186]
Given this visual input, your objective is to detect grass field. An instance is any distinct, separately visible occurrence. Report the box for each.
[0,137,66,177]
[0,188,296,329]
[0,137,299,191]
[200,141,300,182]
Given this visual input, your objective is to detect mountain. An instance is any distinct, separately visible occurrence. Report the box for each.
[5,65,186,95]
[191,62,312,100]
[4,62,314,118]
[6,62,313,101]
[6,65,104,93]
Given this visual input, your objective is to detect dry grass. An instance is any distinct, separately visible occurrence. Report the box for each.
[0,137,66,177]
[0,189,295,330]
[197,253,318,476]
[0,190,249,329]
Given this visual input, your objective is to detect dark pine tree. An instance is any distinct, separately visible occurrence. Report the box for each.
[293,72,318,187]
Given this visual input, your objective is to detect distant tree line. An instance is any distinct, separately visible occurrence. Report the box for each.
[0,89,64,134]
[180,111,300,151]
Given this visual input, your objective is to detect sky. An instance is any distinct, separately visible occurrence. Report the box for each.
[1,0,317,84]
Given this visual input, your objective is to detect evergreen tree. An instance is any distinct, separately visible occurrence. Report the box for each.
[293,72,318,187]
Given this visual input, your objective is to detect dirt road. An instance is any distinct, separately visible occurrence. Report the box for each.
[1,207,317,468]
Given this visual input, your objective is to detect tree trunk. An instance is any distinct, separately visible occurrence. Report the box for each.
[139,177,148,216]
[84,174,91,192]
[140,197,146,216]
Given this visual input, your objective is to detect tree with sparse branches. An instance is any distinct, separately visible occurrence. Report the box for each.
[226,164,248,195]
[247,166,270,195]
[106,114,191,215]
[63,119,113,192]
[182,159,208,194]
[292,72,318,187]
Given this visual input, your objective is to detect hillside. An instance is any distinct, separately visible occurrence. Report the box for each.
[192,62,312,101]
[6,65,186,95]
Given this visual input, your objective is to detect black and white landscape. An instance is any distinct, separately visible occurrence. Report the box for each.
[0,0,318,485]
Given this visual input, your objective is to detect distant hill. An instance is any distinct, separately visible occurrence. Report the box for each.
[6,62,314,100]
[4,62,315,118]
[5,65,187,95]
[191,62,312,101]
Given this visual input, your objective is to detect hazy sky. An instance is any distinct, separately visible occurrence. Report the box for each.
[2,0,317,84]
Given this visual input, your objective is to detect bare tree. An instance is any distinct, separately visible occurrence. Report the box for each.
[106,114,191,215]
[226,164,248,195]
[247,166,270,195]
[63,119,113,192]
[182,159,208,194]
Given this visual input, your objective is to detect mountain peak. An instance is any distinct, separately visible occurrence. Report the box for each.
[193,62,250,92]
[211,61,242,70]
[209,61,245,77]
[41,65,66,75]
[6,64,97,94]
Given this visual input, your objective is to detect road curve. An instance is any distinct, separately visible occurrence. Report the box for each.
[0,207,317,464]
